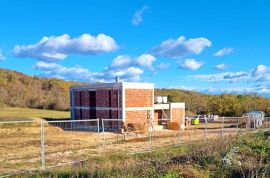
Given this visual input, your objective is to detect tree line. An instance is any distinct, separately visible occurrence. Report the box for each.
[0,68,269,116]
[0,68,80,111]
[155,89,270,117]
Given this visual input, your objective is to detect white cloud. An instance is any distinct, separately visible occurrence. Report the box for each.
[136,54,156,68]
[132,5,149,25]
[34,53,157,82]
[110,54,156,69]
[35,61,98,81]
[213,47,233,57]
[35,61,144,82]
[111,55,131,68]
[150,36,211,59]
[156,62,170,70]
[213,63,228,70]
[191,64,270,84]
[179,58,203,71]
[168,85,270,95]
[104,67,143,82]
[0,52,5,61]
[171,64,270,96]
[109,54,156,78]
[14,33,118,62]
[192,71,250,82]
[251,64,270,82]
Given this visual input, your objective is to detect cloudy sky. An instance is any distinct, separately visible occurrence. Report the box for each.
[0,0,270,95]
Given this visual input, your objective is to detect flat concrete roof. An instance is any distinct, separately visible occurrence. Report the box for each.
[70,82,154,91]
[154,104,170,110]
[154,103,185,110]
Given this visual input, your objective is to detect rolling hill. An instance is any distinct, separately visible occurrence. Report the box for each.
[1,68,270,116]
[0,68,81,111]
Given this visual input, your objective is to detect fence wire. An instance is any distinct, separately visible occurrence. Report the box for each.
[0,116,269,176]
[43,119,99,169]
[0,121,41,176]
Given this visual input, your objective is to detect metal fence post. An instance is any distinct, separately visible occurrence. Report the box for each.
[221,117,224,138]
[178,118,182,145]
[40,120,45,170]
[97,118,100,156]
[149,112,153,153]
[148,123,152,153]
[204,117,208,143]
[236,117,239,132]
[149,129,152,152]
[101,118,105,149]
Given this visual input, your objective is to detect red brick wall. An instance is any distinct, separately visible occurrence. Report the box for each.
[125,110,150,133]
[110,89,119,107]
[98,110,121,129]
[74,91,81,106]
[74,88,121,108]
[80,91,90,107]
[125,89,153,107]
[126,110,149,123]
[111,110,118,119]
[75,109,81,119]
[171,108,185,125]
[89,109,96,118]
[119,89,122,107]
[81,109,90,119]
[95,89,120,107]
[96,110,110,119]
[89,91,96,107]
[96,90,110,107]
[78,109,119,120]
[154,110,162,125]
[73,89,121,121]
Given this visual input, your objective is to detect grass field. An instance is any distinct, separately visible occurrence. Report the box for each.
[25,130,270,178]
[0,107,70,121]
[0,109,269,177]
[0,120,243,176]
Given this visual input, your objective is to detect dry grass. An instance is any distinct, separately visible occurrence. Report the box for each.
[0,120,240,173]
[0,107,70,121]
[0,122,100,175]
[26,130,270,178]
[0,119,263,176]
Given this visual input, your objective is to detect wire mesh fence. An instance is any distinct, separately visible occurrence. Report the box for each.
[101,119,124,155]
[263,117,270,128]
[101,119,150,155]
[151,120,182,152]
[0,121,41,176]
[0,116,269,176]
[43,119,100,169]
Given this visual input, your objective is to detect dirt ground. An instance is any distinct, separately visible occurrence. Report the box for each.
[0,119,269,176]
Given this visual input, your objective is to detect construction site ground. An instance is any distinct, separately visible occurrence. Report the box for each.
[1,119,269,176]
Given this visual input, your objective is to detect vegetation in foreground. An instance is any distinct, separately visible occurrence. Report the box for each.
[22,131,269,178]
[1,68,270,116]
[0,107,69,121]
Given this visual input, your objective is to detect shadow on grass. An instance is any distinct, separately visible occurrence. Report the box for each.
[43,117,70,121]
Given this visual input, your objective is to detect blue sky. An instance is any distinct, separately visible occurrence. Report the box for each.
[0,0,270,95]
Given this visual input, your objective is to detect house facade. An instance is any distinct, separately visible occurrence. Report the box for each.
[70,82,185,132]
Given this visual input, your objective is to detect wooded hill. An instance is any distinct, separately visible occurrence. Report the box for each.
[0,68,81,111]
[155,89,270,116]
[1,68,270,116]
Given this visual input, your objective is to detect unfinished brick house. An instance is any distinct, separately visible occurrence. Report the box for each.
[70,81,185,132]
